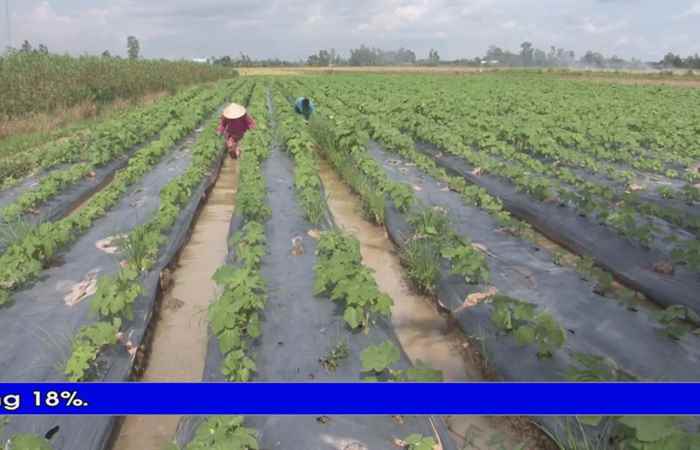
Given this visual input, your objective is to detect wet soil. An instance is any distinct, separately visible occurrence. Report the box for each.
[112,156,239,450]
[317,157,553,450]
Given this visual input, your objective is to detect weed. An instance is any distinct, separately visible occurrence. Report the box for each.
[565,352,636,381]
[400,237,441,293]
[319,340,349,372]
[409,207,451,241]
[117,224,162,272]
[0,217,35,248]
[359,184,386,224]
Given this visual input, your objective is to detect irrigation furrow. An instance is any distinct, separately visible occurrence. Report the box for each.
[316,157,550,450]
[287,78,700,444]
[113,143,240,450]
[177,87,457,450]
[0,82,248,450]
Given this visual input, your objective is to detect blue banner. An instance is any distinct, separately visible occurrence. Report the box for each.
[0,383,699,415]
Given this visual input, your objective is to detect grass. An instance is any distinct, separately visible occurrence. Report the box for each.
[0,217,35,249]
[547,417,615,450]
[408,207,452,241]
[400,236,442,293]
[359,183,386,224]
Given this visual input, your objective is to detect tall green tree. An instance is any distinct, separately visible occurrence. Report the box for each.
[20,40,32,53]
[428,48,440,65]
[520,41,534,66]
[127,36,140,60]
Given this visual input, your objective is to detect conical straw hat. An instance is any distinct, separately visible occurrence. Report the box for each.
[223,103,246,119]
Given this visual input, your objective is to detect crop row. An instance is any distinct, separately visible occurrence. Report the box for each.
[322,76,700,239]
[208,83,272,382]
[0,83,207,189]
[0,83,243,223]
[269,87,328,225]
[63,82,251,381]
[371,74,700,180]
[315,77,700,269]
[312,79,700,333]
[297,78,642,303]
[282,80,573,362]
[306,78,700,351]
[0,81,237,311]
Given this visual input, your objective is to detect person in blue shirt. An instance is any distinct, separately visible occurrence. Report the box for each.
[294,97,315,121]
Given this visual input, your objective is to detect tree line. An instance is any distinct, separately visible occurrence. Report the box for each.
[660,52,700,69]
[7,38,699,70]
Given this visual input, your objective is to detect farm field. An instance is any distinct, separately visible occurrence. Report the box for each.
[0,73,699,449]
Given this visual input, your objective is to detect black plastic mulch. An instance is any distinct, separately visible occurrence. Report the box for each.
[0,124,228,450]
[366,141,700,382]
[176,140,456,450]
[414,142,700,319]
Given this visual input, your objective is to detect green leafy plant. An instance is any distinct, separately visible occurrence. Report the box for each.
[64,319,120,381]
[314,231,393,331]
[403,434,437,450]
[185,416,258,450]
[490,295,566,358]
[612,416,700,450]
[230,222,266,267]
[4,433,54,450]
[387,182,415,212]
[655,305,700,341]
[360,341,442,382]
[441,242,490,285]
[409,208,451,240]
[90,266,142,320]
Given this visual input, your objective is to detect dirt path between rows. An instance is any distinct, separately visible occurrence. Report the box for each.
[112,155,239,450]
[316,157,547,450]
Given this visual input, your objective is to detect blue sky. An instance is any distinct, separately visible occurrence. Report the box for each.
[3,0,699,61]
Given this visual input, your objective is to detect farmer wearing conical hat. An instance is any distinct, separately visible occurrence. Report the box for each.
[217,102,256,159]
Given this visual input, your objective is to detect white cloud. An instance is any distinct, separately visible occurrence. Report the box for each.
[578,17,627,34]
[6,0,699,61]
[501,20,518,30]
[674,2,700,18]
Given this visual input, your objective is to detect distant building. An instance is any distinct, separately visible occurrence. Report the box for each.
[192,58,208,64]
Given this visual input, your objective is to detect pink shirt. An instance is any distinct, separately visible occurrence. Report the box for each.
[217,114,256,140]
